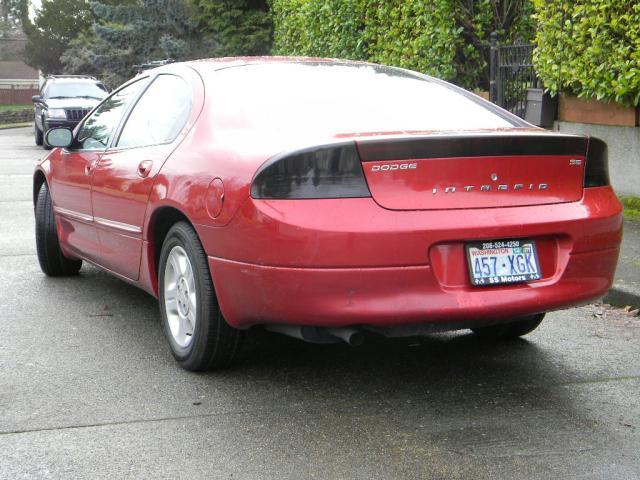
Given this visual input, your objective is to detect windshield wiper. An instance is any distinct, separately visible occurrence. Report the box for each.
[48,95,102,100]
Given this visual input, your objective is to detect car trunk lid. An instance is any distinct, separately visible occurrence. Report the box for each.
[357,133,588,210]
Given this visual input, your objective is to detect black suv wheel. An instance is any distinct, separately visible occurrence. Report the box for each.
[35,124,43,146]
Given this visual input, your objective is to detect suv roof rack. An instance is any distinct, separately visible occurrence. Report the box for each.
[46,75,98,81]
[133,59,174,73]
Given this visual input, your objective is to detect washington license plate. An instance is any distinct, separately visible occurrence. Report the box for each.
[465,239,541,286]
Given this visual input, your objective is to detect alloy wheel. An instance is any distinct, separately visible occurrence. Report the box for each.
[163,245,197,348]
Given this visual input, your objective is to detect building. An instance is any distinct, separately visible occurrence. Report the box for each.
[0,60,39,105]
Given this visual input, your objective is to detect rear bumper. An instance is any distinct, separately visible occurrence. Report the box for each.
[209,247,619,328]
[202,187,622,329]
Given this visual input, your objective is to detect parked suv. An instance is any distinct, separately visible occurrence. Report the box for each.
[32,75,108,147]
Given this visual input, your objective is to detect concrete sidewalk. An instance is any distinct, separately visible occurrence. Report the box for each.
[605,219,640,309]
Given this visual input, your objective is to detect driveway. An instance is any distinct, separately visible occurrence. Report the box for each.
[1,127,639,479]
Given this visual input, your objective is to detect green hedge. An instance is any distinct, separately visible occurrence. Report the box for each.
[533,0,640,107]
[362,1,460,81]
[270,0,368,60]
[271,1,535,90]
[271,0,459,82]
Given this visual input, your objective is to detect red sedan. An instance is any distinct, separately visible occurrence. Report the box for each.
[34,58,622,370]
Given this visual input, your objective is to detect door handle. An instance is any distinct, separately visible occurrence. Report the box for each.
[137,160,153,178]
[85,160,97,176]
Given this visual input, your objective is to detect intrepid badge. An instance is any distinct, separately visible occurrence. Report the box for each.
[431,183,549,194]
[432,173,549,194]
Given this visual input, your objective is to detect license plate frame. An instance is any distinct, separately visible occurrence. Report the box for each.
[465,239,542,287]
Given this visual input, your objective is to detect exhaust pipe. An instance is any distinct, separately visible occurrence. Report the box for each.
[265,325,364,346]
[327,327,364,347]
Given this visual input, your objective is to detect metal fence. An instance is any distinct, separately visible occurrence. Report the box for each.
[489,32,539,118]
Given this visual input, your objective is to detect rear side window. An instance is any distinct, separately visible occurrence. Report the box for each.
[117,75,191,148]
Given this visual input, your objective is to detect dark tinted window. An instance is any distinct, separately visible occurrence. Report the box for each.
[117,75,191,148]
[45,82,108,100]
[76,80,145,150]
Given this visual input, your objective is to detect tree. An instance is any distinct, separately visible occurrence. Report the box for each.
[0,0,28,60]
[22,0,94,73]
[453,0,535,90]
[197,0,271,56]
[62,0,204,88]
[0,0,26,30]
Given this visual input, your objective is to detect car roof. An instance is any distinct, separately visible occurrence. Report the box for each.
[45,76,101,84]
[153,56,373,76]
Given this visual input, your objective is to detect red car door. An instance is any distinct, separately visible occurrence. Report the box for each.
[49,79,146,261]
[91,74,193,281]
[49,148,101,261]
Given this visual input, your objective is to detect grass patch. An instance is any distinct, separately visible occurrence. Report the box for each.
[621,196,640,222]
[0,104,31,113]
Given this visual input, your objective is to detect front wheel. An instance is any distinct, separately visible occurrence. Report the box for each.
[42,120,52,149]
[471,313,545,339]
[35,124,43,146]
[35,182,82,276]
[158,222,243,371]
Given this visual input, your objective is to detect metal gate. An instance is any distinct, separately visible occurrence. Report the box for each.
[489,32,539,118]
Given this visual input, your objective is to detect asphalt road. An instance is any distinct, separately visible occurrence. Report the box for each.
[1,126,639,479]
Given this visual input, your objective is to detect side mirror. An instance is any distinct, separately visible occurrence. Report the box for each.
[45,128,74,148]
[32,95,42,103]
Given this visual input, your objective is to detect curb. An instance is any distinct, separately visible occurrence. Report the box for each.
[604,283,640,309]
[0,122,32,130]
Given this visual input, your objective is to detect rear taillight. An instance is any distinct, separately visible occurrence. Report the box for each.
[584,137,610,187]
[251,143,371,199]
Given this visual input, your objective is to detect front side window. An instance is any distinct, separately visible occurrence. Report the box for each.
[117,75,191,148]
[76,80,145,150]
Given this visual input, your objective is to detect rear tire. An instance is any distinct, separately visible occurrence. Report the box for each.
[158,221,243,371]
[35,124,43,146]
[35,182,82,276]
[471,313,545,339]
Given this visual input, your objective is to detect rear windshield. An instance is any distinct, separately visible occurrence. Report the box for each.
[46,82,108,100]
[209,63,520,136]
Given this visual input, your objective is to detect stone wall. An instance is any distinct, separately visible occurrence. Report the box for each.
[555,121,640,197]
[0,108,32,125]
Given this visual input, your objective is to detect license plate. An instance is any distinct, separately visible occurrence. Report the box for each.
[465,239,541,286]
